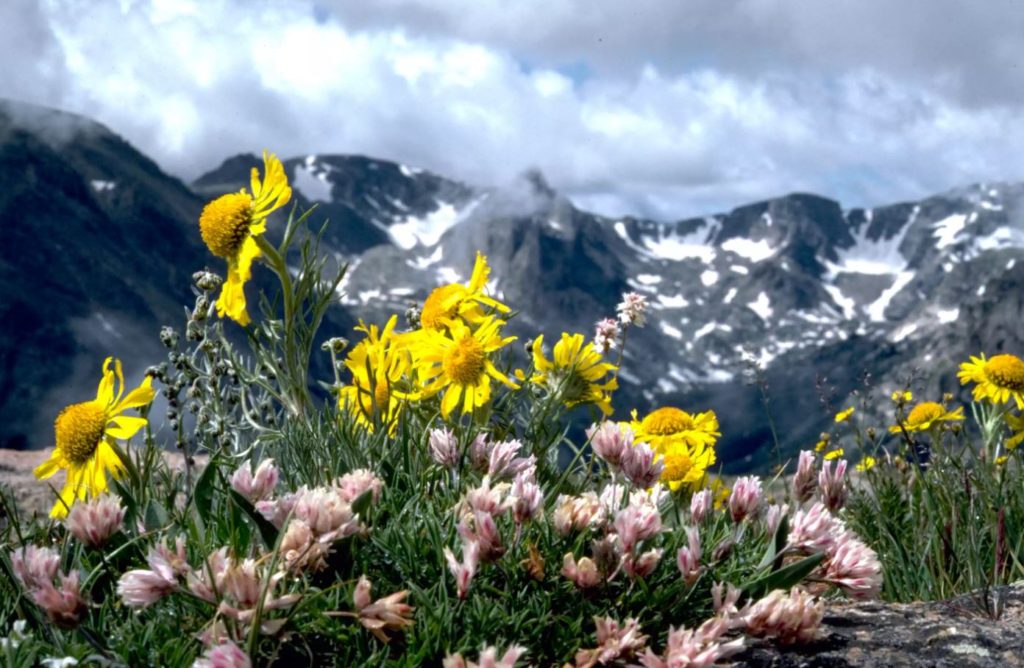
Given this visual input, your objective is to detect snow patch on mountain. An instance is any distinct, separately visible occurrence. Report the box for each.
[867,270,915,322]
[294,156,333,202]
[747,292,773,320]
[932,213,968,249]
[827,207,915,277]
[721,237,775,262]
[390,196,484,249]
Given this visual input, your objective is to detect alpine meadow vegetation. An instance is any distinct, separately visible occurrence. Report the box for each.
[2,151,1021,667]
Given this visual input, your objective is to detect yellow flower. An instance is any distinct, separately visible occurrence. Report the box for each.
[1005,412,1024,450]
[814,436,829,452]
[419,252,510,330]
[659,440,715,491]
[888,401,964,433]
[198,151,291,326]
[824,448,845,461]
[996,455,1009,466]
[891,390,913,403]
[834,407,855,423]
[958,353,1024,409]
[855,456,876,471]
[338,315,411,435]
[629,406,720,455]
[405,316,519,418]
[530,333,617,415]
[34,358,155,518]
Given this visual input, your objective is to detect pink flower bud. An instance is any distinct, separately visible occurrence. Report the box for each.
[230,459,279,504]
[824,531,882,599]
[742,588,823,645]
[690,489,713,524]
[594,318,620,354]
[728,476,763,523]
[32,571,87,629]
[444,539,480,600]
[676,527,702,585]
[818,459,848,512]
[620,441,664,490]
[65,494,125,548]
[623,548,663,579]
[791,450,817,503]
[10,545,60,591]
[194,640,252,668]
[617,292,648,327]
[561,553,601,589]
[586,421,632,468]
[429,427,460,468]
[335,469,384,504]
[613,502,662,554]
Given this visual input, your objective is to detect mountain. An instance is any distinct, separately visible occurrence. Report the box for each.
[0,100,211,449]
[5,99,1024,473]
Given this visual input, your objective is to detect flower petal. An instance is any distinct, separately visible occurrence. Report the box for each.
[106,415,148,440]
[34,452,62,480]
[113,376,156,413]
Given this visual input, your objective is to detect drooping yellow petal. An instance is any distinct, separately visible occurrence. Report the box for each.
[33,451,62,480]
[216,236,262,326]
[50,478,78,519]
[441,384,462,418]
[106,415,148,440]
[113,376,156,414]
[95,356,116,404]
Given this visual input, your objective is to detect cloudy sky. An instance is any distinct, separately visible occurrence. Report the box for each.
[5,0,1024,220]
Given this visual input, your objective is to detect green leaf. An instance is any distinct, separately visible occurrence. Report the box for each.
[229,490,279,550]
[351,488,374,518]
[757,514,791,571]
[143,499,169,532]
[194,459,218,521]
[742,551,826,600]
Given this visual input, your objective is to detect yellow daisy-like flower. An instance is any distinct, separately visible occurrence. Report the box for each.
[814,435,830,452]
[34,358,156,518]
[405,316,519,419]
[823,448,845,461]
[855,456,876,471]
[338,315,411,435]
[891,390,913,403]
[530,333,618,415]
[198,150,292,326]
[419,252,510,330]
[958,353,1024,409]
[888,401,964,433]
[834,407,855,423]
[629,406,720,455]
[659,441,716,491]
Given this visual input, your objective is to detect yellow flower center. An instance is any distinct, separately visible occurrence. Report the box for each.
[906,401,944,426]
[374,378,390,412]
[660,449,693,482]
[443,335,485,385]
[199,192,253,258]
[421,284,466,330]
[642,407,695,436]
[984,354,1024,391]
[55,402,108,465]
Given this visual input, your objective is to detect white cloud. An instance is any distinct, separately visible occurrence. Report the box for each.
[3,0,1024,221]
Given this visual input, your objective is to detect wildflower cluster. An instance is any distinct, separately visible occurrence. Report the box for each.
[1,151,888,666]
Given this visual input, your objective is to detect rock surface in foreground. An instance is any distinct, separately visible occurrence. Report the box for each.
[738,585,1024,667]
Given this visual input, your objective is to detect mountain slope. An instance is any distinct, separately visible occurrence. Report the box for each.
[0,100,210,448]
